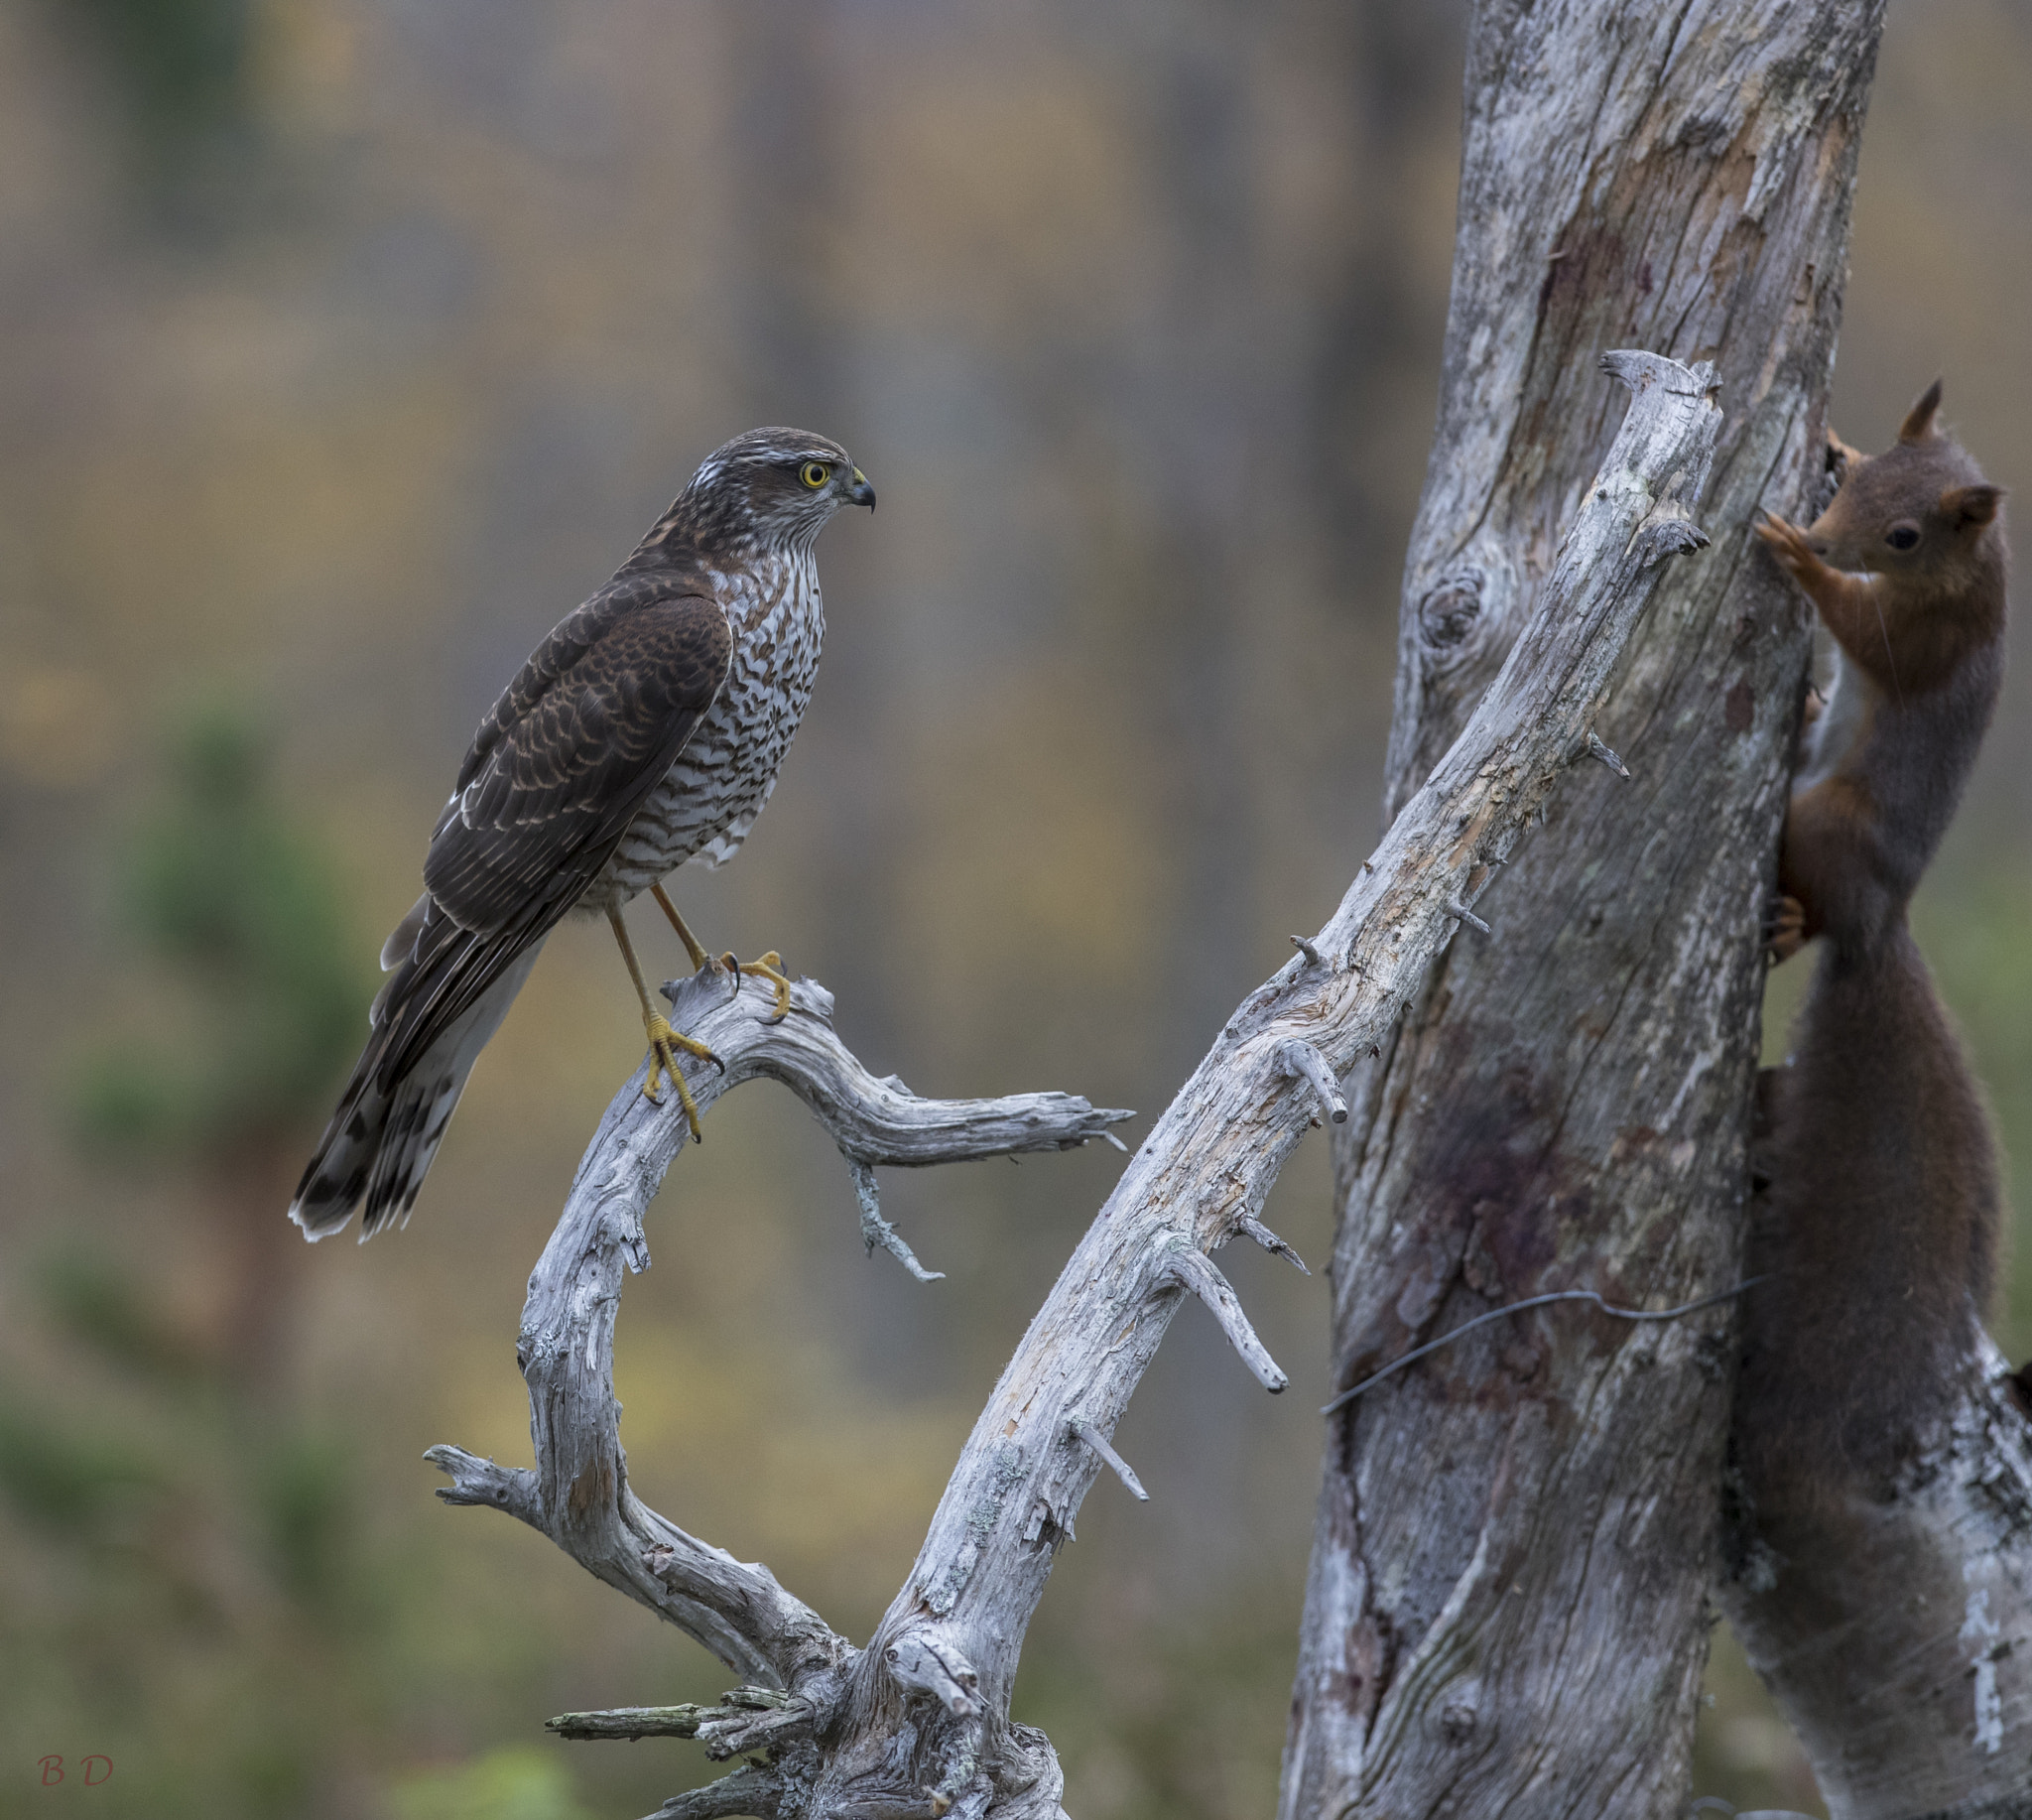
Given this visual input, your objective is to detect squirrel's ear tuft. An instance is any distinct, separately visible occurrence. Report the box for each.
[1941,484,2004,529]
[1899,379,1944,443]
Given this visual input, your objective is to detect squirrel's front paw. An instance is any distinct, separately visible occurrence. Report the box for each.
[1765,893,1807,965]
[1753,510,1824,585]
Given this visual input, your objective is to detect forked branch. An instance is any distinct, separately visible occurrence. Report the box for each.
[427,968,1130,1694]
[431,349,1720,1818]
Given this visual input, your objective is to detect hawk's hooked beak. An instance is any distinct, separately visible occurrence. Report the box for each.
[846,466,876,511]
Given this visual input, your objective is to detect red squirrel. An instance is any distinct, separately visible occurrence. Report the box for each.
[1742,380,2008,1506]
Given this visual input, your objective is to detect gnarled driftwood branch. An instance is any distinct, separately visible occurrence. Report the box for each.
[431,348,1718,1819]
[427,969,1130,1697]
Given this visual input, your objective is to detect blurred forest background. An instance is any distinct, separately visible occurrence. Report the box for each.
[1,2,2029,1815]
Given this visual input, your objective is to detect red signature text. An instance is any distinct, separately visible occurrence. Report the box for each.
[38,1756,113,1786]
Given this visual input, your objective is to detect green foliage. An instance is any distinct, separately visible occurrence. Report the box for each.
[392,1749,595,1820]
[40,1242,208,1382]
[0,1250,395,1818]
[71,701,366,1161]
[62,0,253,158]
[0,710,402,1812]
[254,1427,354,1615]
[0,1393,162,1536]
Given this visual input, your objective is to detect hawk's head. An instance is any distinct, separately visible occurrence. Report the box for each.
[655,427,876,559]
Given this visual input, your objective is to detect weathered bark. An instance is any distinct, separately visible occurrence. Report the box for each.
[1718,1334,2032,1816]
[1283,5,1886,1817]
[429,350,1717,1818]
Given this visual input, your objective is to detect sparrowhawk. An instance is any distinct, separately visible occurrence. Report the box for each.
[291,428,874,1240]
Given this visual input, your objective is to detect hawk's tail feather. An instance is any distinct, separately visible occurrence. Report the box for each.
[290,1066,395,1241]
[289,907,547,1241]
[357,1066,469,1238]
[290,1051,474,1242]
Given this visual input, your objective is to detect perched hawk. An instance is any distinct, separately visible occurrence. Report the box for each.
[291,428,874,1240]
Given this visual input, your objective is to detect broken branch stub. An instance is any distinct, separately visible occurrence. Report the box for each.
[429,351,1715,1817]
[1278,1037,1349,1123]
[1169,1247,1291,1392]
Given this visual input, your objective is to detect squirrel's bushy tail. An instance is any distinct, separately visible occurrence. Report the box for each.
[1742,928,1999,1502]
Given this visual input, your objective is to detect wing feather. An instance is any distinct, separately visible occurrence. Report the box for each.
[370,579,731,1082]
[424,585,731,936]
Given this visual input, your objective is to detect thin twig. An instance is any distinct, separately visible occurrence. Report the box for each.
[1069,1414,1150,1501]
[1585,728,1631,778]
[1278,1038,1348,1124]
[1445,898,1492,936]
[547,1705,714,1742]
[644,1764,783,1820]
[850,1158,944,1281]
[1320,1278,1769,1414]
[1168,1249,1289,1392]
[1236,1213,1310,1276]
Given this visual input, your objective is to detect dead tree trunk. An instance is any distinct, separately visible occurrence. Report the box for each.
[427,351,1718,1819]
[1718,1328,2032,1818]
[1282,5,1888,1817]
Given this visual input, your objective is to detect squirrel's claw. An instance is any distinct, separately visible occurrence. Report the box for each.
[1764,892,1808,966]
[1754,510,1822,586]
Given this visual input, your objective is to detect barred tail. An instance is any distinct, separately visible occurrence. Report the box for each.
[290,903,546,1241]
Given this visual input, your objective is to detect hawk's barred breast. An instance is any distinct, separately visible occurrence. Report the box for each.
[591,549,825,907]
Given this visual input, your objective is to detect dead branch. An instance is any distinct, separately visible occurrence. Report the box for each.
[427,968,1130,1695]
[431,349,1717,1818]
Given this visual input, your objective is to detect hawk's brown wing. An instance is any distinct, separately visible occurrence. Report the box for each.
[426,577,731,934]
[294,570,734,1236]
[385,574,732,1077]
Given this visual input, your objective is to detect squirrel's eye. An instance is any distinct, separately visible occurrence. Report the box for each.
[1885,522,1921,552]
[801,462,830,489]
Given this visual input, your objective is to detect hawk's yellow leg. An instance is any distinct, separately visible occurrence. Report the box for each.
[651,883,792,1021]
[606,906,714,1141]
[650,883,711,973]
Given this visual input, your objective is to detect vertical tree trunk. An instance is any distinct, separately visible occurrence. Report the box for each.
[1282,5,1884,1816]
[1719,1332,2032,1817]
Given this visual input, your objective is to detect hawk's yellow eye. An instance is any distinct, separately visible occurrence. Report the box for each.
[801,461,830,489]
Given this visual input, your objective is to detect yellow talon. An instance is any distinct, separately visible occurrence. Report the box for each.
[744,951,793,1021]
[643,1013,715,1142]
[726,951,793,1021]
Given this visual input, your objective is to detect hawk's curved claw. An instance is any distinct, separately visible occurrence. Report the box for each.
[719,950,793,1023]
